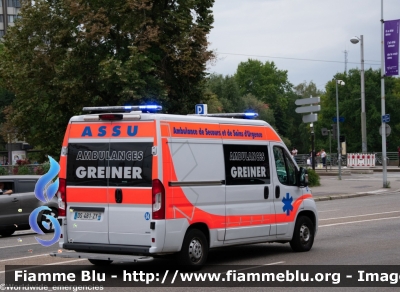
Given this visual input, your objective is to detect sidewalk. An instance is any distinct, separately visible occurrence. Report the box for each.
[310,166,400,201]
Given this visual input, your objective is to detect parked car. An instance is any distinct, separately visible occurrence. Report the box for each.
[0,175,58,237]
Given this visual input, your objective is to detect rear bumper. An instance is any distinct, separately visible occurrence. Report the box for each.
[50,251,152,263]
[62,243,151,255]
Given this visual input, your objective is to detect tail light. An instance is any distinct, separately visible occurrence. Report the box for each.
[152,179,165,219]
[57,178,67,216]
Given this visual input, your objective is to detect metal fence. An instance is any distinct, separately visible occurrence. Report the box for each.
[294,152,398,167]
[0,164,46,175]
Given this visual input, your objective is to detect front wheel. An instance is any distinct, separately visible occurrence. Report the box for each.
[177,229,208,270]
[290,216,315,252]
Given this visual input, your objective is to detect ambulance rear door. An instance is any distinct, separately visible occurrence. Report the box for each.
[107,121,155,246]
[66,122,111,244]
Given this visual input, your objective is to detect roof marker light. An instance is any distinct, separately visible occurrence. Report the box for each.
[244,113,258,119]
[83,105,162,113]
[139,105,161,110]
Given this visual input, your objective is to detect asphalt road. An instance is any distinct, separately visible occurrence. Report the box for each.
[1,187,400,291]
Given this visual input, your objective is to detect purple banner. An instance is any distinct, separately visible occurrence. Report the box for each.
[384,19,399,76]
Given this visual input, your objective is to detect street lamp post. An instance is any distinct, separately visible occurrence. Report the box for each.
[380,0,388,187]
[350,35,367,153]
[335,79,345,180]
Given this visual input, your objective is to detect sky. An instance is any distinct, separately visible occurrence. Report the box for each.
[207,0,400,91]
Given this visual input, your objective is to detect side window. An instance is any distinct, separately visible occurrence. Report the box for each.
[0,182,14,193]
[284,152,297,186]
[16,180,36,193]
[223,144,270,185]
[273,146,297,186]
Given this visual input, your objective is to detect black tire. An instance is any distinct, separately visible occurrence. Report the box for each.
[88,259,113,266]
[0,230,15,237]
[177,229,208,270]
[290,216,315,252]
[38,208,58,233]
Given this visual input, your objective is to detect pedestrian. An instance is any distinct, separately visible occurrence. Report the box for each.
[321,149,327,167]
[398,146,400,167]
[0,182,13,195]
[291,147,298,158]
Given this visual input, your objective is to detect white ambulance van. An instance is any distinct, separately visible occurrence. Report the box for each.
[53,105,318,268]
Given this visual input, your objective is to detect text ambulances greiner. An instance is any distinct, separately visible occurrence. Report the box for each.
[76,166,142,179]
[231,166,267,178]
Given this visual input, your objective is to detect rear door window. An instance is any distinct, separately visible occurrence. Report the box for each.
[108,142,153,187]
[67,143,109,186]
[67,142,153,187]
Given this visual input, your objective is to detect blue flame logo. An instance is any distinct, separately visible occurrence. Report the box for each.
[29,156,61,246]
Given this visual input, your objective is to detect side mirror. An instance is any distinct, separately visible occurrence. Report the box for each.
[298,167,308,187]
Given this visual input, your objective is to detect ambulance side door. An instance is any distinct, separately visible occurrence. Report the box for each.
[223,143,273,242]
[270,144,303,237]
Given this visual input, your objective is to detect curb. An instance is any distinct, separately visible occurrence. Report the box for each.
[314,192,379,202]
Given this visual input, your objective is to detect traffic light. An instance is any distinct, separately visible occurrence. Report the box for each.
[339,135,345,143]
[331,124,337,140]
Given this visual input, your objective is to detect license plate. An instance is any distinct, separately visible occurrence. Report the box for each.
[74,212,101,220]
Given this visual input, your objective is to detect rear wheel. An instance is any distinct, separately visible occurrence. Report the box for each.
[177,229,208,270]
[38,208,58,233]
[88,259,113,266]
[0,230,15,237]
[290,216,314,252]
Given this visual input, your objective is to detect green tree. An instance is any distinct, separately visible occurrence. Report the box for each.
[319,69,400,154]
[0,43,15,150]
[0,0,215,157]
[205,74,243,112]
[234,59,293,136]
[235,59,293,107]
[240,94,275,127]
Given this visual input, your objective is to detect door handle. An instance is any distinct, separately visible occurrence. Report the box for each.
[264,186,269,199]
[275,186,280,199]
[12,198,19,203]
[115,189,123,203]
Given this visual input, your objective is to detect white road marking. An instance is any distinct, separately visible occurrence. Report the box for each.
[318,209,339,213]
[344,179,384,181]
[0,259,87,274]
[0,254,48,263]
[0,243,40,249]
[320,216,400,227]
[356,189,389,194]
[0,250,73,263]
[320,210,400,221]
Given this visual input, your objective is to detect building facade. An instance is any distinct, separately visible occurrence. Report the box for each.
[0,0,22,38]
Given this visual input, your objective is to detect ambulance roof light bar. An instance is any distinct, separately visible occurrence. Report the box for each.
[82,105,162,113]
[188,113,258,119]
